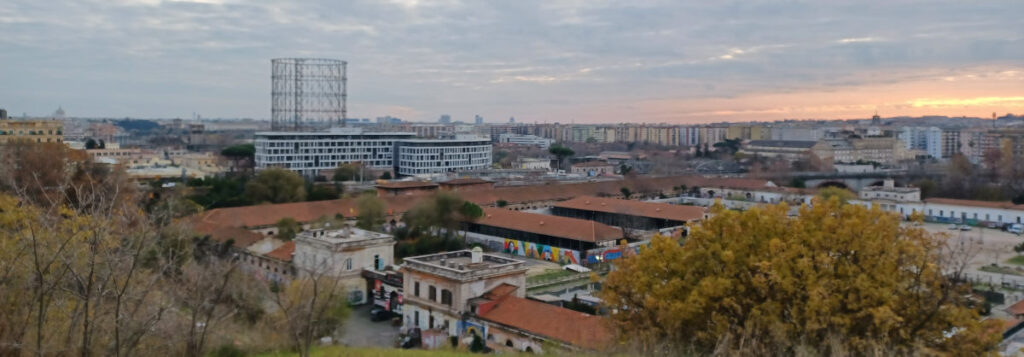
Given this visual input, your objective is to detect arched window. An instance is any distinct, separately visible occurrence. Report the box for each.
[506,340,514,347]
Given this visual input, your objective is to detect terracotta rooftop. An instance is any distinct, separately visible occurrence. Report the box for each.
[265,241,295,262]
[925,198,1024,211]
[1007,299,1024,316]
[474,207,622,243]
[189,175,778,231]
[571,161,613,168]
[477,286,612,351]
[191,219,265,249]
[376,181,440,189]
[554,195,705,222]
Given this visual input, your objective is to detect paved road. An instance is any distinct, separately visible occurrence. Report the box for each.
[338,304,401,348]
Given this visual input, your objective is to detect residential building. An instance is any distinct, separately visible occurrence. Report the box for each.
[293,226,396,304]
[738,140,817,160]
[570,161,615,176]
[0,118,63,144]
[400,248,611,353]
[941,128,963,158]
[811,136,912,164]
[900,126,942,159]
[400,249,528,339]
[496,133,553,149]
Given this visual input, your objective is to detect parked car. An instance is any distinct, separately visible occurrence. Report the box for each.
[1009,224,1024,235]
[370,307,394,322]
[958,225,972,231]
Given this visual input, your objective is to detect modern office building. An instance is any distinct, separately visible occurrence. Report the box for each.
[254,128,491,178]
[393,136,492,176]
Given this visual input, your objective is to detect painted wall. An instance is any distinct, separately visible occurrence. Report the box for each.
[464,232,582,265]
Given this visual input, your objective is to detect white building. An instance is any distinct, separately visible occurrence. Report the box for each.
[858,179,920,202]
[293,226,395,304]
[394,136,492,177]
[516,157,551,170]
[254,128,492,178]
[496,133,553,149]
[400,248,527,337]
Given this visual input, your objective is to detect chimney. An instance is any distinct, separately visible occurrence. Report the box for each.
[471,246,483,264]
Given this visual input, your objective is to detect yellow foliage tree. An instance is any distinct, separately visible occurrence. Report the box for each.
[601,198,999,355]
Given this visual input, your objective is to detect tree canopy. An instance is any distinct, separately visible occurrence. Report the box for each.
[332,163,362,182]
[220,143,255,159]
[244,168,306,204]
[355,194,386,231]
[548,144,575,170]
[601,198,998,355]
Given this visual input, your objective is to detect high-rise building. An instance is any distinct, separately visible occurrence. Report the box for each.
[508,116,515,124]
[439,114,451,124]
[474,115,483,125]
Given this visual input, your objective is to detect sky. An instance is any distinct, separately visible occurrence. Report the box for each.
[1,0,1022,124]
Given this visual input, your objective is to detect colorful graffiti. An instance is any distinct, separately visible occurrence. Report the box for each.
[585,243,645,264]
[458,320,488,339]
[503,238,580,265]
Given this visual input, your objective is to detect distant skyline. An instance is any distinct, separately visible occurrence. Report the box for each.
[1,1,1022,124]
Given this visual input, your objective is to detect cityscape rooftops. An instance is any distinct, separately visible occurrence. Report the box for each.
[474,207,623,243]
[402,248,527,282]
[295,226,394,251]
[475,284,612,351]
[553,195,705,222]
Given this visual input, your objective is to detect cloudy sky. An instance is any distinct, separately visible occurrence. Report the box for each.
[2,0,1022,124]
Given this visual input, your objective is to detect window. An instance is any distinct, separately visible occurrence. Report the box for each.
[414,310,420,326]
[414,282,420,297]
[441,289,452,306]
[374,254,381,270]
[345,258,352,270]
[429,286,437,301]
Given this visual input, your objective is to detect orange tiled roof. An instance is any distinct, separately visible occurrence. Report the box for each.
[925,198,1024,211]
[478,290,612,351]
[554,195,705,222]
[265,241,295,262]
[189,175,777,230]
[476,207,622,243]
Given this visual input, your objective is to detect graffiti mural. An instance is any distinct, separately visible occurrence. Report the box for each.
[585,243,645,264]
[502,238,580,265]
[458,320,488,339]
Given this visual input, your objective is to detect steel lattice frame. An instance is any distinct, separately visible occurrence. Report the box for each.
[271,58,347,131]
